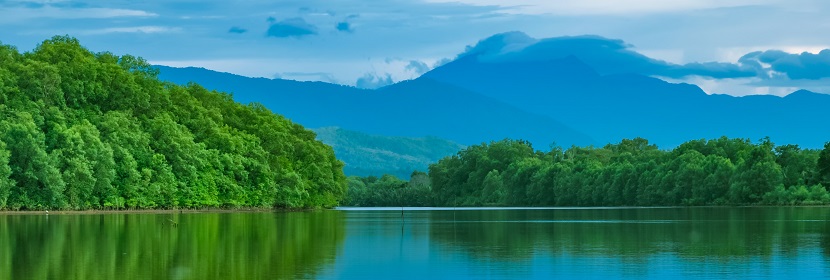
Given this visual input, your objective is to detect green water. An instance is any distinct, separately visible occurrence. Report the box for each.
[2,207,830,279]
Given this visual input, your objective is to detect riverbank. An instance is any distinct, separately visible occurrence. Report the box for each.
[0,207,321,215]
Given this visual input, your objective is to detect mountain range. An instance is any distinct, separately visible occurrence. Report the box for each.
[313,127,464,179]
[155,65,593,147]
[155,32,830,176]
[424,54,830,148]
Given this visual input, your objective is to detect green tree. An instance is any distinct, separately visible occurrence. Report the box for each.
[344,176,368,206]
[729,139,783,204]
[53,123,96,208]
[818,142,830,188]
[415,136,818,207]
[672,151,706,205]
[480,170,505,205]
[698,155,735,204]
[0,140,14,208]
[0,111,66,209]
[776,144,819,187]
[28,36,106,110]
[503,157,544,206]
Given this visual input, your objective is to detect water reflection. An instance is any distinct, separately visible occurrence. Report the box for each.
[2,208,829,279]
[426,208,830,258]
[0,211,345,280]
[329,207,830,279]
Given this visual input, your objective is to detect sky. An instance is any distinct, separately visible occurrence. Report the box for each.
[1,0,829,95]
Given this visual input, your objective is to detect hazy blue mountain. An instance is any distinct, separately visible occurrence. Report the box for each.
[156,66,595,147]
[459,31,757,79]
[156,32,830,150]
[423,36,830,148]
[313,127,465,178]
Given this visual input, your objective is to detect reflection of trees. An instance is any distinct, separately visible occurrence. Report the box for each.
[429,208,830,261]
[0,211,345,280]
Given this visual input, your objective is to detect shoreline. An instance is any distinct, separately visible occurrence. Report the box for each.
[0,207,321,215]
[4,205,828,215]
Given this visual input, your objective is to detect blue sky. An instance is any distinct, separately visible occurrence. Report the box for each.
[1,0,829,95]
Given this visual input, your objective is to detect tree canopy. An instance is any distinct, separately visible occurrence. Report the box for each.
[0,36,346,210]
[345,137,830,207]
[426,137,829,206]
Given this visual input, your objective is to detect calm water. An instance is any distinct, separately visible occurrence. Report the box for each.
[2,207,830,279]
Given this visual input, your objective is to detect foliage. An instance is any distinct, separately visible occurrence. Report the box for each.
[344,171,434,206]
[354,137,830,206]
[313,127,464,179]
[0,36,346,210]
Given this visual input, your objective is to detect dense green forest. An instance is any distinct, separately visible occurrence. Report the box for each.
[0,36,346,210]
[344,172,432,206]
[313,126,464,178]
[346,137,830,206]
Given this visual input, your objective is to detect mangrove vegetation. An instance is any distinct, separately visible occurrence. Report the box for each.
[0,36,346,210]
[347,137,830,206]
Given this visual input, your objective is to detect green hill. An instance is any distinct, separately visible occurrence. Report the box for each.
[0,36,345,210]
[313,127,464,179]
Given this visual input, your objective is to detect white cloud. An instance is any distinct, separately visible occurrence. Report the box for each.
[714,45,830,62]
[355,72,394,89]
[658,76,766,96]
[151,56,448,87]
[3,0,828,97]
[180,15,227,20]
[150,59,279,79]
[73,8,158,18]
[635,49,685,64]
[82,26,180,35]
[0,7,157,23]
[277,72,340,84]
[422,0,772,15]
[658,75,830,97]
[150,58,355,84]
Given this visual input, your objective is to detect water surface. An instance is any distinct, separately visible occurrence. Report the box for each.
[2,207,829,279]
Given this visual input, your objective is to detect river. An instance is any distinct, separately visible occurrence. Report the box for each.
[2,207,829,279]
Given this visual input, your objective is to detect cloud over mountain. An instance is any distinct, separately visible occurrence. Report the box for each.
[405,60,430,75]
[461,31,830,82]
[461,32,743,79]
[356,73,394,89]
[739,50,830,80]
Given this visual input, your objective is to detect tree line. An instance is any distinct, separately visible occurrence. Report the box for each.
[0,36,346,210]
[346,137,830,206]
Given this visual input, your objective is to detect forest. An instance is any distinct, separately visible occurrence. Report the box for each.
[5,37,830,211]
[313,126,464,179]
[346,137,830,206]
[0,36,346,210]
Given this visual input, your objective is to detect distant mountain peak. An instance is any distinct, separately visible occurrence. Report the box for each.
[453,32,768,82]
[459,32,646,70]
[156,31,830,150]
[423,52,601,85]
[785,89,828,99]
